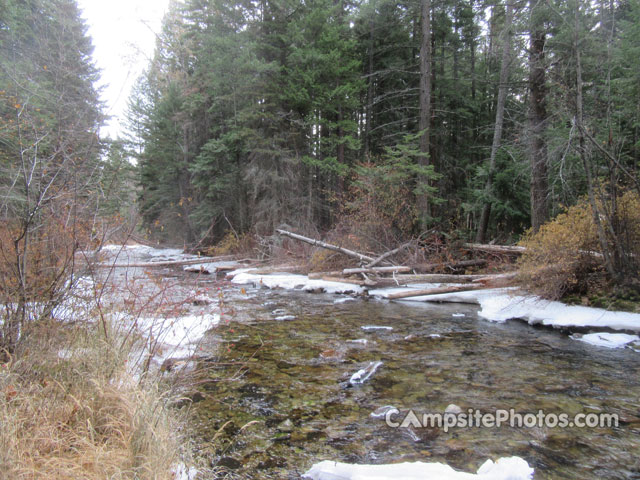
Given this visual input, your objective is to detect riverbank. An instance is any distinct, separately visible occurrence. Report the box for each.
[0,245,211,479]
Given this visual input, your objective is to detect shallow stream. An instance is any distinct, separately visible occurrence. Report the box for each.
[191,285,640,479]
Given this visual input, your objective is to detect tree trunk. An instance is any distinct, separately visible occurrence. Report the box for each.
[418,0,432,219]
[364,10,375,158]
[573,1,617,282]
[528,0,549,233]
[476,1,514,243]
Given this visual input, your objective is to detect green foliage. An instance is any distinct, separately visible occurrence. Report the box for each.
[338,132,442,247]
[128,0,640,270]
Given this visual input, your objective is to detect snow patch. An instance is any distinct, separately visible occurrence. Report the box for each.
[571,332,640,349]
[302,457,534,480]
[231,272,363,294]
[171,463,198,480]
[136,313,220,363]
[184,260,240,274]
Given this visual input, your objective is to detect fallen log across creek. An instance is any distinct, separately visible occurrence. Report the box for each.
[385,283,487,300]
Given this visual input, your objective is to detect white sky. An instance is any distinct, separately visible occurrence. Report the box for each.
[77,0,171,138]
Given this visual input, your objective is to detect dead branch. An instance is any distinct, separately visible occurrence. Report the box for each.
[365,241,414,268]
[392,273,488,283]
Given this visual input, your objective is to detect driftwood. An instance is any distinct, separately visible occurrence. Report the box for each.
[386,284,485,300]
[365,241,414,268]
[276,229,376,263]
[343,266,411,275]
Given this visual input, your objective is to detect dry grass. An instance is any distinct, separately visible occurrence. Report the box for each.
[0,317,189,480]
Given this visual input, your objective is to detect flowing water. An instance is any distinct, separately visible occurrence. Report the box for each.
[188,285,640,480]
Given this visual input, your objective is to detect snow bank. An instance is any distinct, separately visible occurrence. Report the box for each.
[231,272,364,294]
[136,313,220,362]
[183,260,240,274]
[571,332,640,349]
[386,286,640,333]
[478,294,640,332]
[302,457,534,480]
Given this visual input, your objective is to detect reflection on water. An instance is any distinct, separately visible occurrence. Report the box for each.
[191,287,640,480]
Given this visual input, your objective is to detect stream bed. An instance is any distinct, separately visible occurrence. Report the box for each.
[189,285,640,480]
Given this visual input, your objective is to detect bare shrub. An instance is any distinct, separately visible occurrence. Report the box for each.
[518,189,640,299]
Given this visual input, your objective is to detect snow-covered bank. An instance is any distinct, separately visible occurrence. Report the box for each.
[230,271,364,294]
[227,270,640,335]
[136,312,220,365]
[303,457,534,480]
[376,284,640,334]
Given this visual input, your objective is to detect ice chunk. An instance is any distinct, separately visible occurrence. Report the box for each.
[571,332,640,349]
[302,456,534,480]
[349,361,383,385]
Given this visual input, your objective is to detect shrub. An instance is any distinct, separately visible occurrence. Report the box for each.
[518,189,640,299]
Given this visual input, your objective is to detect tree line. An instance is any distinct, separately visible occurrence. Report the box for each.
[131,0,639,254]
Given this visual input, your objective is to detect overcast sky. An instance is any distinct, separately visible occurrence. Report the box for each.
[77,0,171,138]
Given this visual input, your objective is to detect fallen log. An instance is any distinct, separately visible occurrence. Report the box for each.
[391,273,487,283]
[463,243,526,255]
[343,266,411,275]
[473,271,519,287]
[365,241,414,268]
[92,255,237,269]
[320,276,370,286]
[386,284,486,300]
[276,229,376,263]
[414,259,487,272]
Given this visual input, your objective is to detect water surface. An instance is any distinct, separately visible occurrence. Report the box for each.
[190,286,640,479]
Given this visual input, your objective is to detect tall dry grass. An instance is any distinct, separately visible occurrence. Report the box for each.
[0,314,192,480]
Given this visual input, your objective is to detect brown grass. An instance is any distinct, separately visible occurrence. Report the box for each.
[0,317,189,480]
